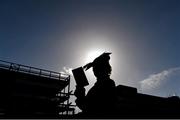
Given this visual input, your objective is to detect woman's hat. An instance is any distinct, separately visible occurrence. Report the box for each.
[83,52,111,71]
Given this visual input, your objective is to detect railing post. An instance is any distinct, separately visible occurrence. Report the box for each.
[29,67,31,73]
[9,63,13,70]
[39,69,42,76]
[17,64,20,72]
[59,73,61,80]
[49,72,51,78]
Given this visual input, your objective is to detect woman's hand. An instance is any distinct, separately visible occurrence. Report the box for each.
[74,85,86,110]
[74,85,85,98]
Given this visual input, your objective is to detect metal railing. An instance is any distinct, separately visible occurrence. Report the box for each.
[0,60,70,81]
[0,59,75,116]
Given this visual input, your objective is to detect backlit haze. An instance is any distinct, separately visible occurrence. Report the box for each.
[1,0,180,103]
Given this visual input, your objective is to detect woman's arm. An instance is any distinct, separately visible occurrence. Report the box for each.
[74,85,86,110]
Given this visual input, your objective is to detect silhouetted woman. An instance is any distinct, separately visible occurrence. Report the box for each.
[74,53,117,118]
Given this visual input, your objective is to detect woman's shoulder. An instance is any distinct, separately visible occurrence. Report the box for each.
[106,79,115,87]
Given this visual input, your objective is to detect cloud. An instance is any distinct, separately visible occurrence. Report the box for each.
[140,67,180,92]
[61,67,73,76]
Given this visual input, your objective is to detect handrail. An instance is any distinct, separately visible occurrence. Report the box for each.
[0,59,70,81]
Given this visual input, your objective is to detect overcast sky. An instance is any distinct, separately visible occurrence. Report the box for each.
[1,0,180,97]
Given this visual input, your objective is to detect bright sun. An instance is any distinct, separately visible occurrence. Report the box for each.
[84,50,104,64]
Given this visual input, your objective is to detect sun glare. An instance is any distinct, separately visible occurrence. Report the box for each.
[84,50,104,64]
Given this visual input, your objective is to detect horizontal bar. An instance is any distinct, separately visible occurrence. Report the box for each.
[0,59,70,81]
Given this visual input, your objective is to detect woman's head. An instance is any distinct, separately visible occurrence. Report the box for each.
[93,60,112,78]
[83,52,112,78]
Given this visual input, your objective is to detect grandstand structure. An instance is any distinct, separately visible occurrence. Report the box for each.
[0,60,75,118]
[114,85,180,118]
